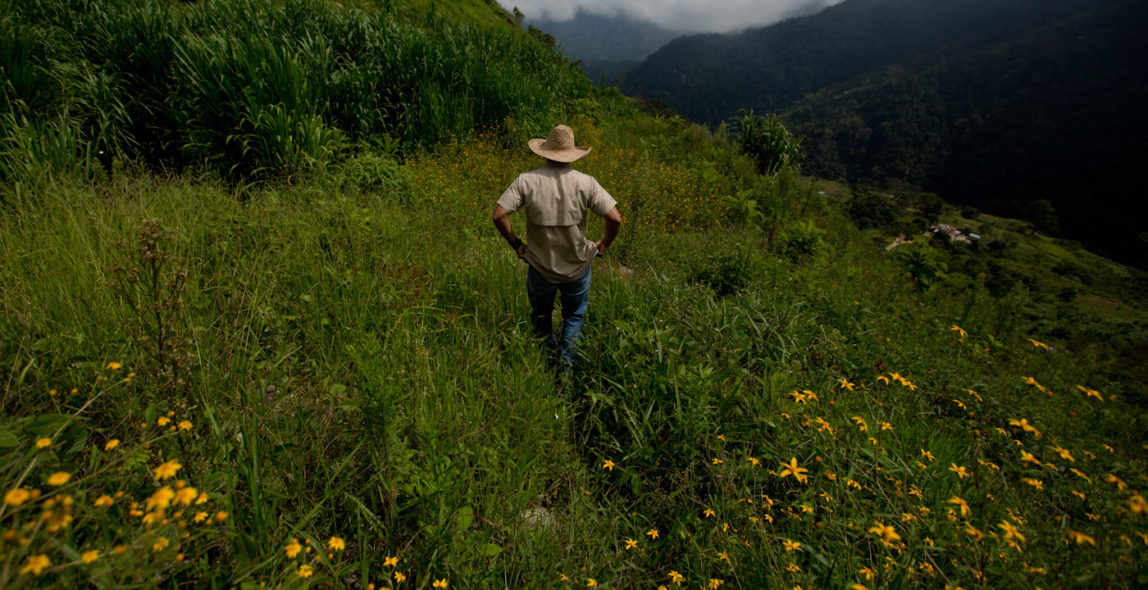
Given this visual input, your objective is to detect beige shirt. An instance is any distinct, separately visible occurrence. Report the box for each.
[498,162,617,283]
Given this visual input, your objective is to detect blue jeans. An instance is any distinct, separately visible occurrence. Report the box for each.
[527,264,591,372]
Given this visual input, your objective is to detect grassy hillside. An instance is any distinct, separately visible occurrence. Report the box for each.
[1,1,1147,588]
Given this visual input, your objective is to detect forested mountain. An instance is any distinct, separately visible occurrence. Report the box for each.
[620,0,1148,265]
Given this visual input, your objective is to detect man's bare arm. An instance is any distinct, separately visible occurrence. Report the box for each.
[493,204,527,258]
[595,207,622,256]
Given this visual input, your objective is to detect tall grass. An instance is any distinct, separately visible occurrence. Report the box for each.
[0,0,597,186]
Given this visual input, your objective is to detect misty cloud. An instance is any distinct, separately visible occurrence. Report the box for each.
[504,0,846,33]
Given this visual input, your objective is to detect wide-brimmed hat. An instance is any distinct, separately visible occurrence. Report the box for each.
[528,124,591,163]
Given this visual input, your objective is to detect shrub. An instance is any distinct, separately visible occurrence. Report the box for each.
[777,219,826,263]
[731,110,802,177]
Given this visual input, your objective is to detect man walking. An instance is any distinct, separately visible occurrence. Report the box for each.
[493,124,621,374]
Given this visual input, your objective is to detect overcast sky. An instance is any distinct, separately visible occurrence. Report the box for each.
[503,0,847,33]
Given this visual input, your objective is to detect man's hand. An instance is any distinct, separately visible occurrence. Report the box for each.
[595,207,622,257]
[515,242,528,259]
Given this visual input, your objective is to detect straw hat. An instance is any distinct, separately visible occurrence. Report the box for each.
[528,124,591,163]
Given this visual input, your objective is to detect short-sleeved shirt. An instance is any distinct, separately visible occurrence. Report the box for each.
[497,162,617,283]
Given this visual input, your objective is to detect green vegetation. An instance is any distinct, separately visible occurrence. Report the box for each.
[2,1,1147,588]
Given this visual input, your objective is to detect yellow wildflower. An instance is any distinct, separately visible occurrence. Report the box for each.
[997,521,1025,543]
[948,464,969,479]
[434,579,448,588]
[104,439,120,451]
[298,565,313,578]
[35,437,51,449]
[178,420,193,431]
[153,537,170,552]
[778,457,809,483]
[20,554,50,576]
[646,528,659,539]
[384,556,399,567]
[394,572,406,582]
[602,460,615,472]
[5,488,31,506]
[214,510,229,522]
[106,361,122,370]
[1067,530,1096,545]
[948,496,970,517]
[154,459,182,480]
[669,570,685,585]
[782,539,802,552]
[47,472,71,487]
[624,538,638,550]
[81,550,99,564]
[286,539,302,558]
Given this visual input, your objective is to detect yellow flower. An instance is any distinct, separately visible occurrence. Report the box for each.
[384,556,399,567]
[851,585,870,590]
[602,460,615,472]
[703,508,716,518]
[104,439,120,451]
[669,570,685,585]
[624,538,638,550]
[298,565,313,578]
[1026,338,1049,350]
[328,536,346,551]
[711,458,724,465]
[286,539,302,558]
[778,457,809,483]
[36,437,51,449]
[106,361,122,370]
[193,511,208,523]
[153,537,170,552]
[948,464,969,479]
[868,522,901,544]
[948,496,970,517]
[1075,385,1103,401]
[920,449,935,461]
[20,554,50,576]
[154,459,182,480]
[1021,478,1044,490]
[839,377,856,390]
[708,578,724,589]
[950,325,967,338]
[1067,530,1096,545]
[646,528,659,539]
[585,579,596,588]
[47,472,71,486]
[174,487,198,507]
[94,494,114,507]
[997,521,1025,543]
[1129,494,1147,514]
[81,550,99,564]
[214,510,229,523]
[1020,450,1041,466]
[157,417,171,427]
[178,420,193,431]
[782,539,802,552]
[394,572,406,582]
[4,487,31,506]
[1051,446,1075,462]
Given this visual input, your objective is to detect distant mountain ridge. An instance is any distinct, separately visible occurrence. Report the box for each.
[619,0,1148,265]
[527,10,682,62]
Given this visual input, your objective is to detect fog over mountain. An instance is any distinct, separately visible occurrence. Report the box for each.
[503,0,844,33]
